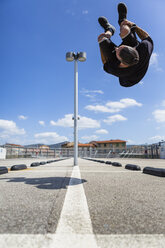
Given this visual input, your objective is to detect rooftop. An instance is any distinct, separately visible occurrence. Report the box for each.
[90,140,126,144]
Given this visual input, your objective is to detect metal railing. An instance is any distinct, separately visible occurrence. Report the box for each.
[2,147,74,159]
[0,144,160,159]
[80,145,160,159]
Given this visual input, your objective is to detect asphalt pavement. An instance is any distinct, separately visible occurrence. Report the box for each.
[0,158,73,234]
[0,157,165,248]
[80,158,165,234]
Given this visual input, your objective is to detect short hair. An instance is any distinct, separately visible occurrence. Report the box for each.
[119,46,139,66]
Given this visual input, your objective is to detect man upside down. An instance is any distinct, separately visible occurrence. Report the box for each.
[98,3,154,87]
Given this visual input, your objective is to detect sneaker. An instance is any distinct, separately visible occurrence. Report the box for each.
[117,3,127,25]
[98,16,116,35]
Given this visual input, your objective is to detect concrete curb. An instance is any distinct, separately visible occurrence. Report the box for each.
[112,162,122,167]
[143,167,165,177]
[11,164,27,171]
[39,161,47,165]
[30,162,40,167]
[97,160,105,163]
[0,166,8,175]
[125,164,141,171]
[105,161,112,165]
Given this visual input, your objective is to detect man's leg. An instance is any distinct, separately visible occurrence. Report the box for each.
[120,22,130,39]
[118,3,127,25]
[120,21,139,47]
[98,32,117,65]
[118,3,139,47]
[98,17,116,64]
[98,16,116,35]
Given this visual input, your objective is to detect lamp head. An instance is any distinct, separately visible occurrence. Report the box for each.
[78,52,86,62]
[66,52,75,62]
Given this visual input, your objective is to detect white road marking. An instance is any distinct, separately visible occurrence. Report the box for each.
[13,170,73,173]
[1,234,165,248]
[79,170,142,173]
[96,234,165,248]
[13,169,142,173]
[1,159,165,248]
[52,164,98,247]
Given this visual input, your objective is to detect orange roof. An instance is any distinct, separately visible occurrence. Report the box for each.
[91,139,126,144]
[6,143,24,147]
[39,145,49,149]
[65,142,74,147]
[63,142,96,148]
[78,143,95,147]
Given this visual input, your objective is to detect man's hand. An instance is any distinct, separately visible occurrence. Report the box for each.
[121,19,149,40]
[121,19,135,28]
[98,32,111,42]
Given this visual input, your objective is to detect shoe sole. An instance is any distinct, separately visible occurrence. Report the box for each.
[98,17,115,34]
[118,3,127,14]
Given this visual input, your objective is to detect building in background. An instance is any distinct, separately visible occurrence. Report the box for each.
[89,140,126,151]
[61,142,96,150]
[4,143,25,158]
[39,145,49,150]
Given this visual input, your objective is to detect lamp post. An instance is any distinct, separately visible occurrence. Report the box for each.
[66,52,86,166]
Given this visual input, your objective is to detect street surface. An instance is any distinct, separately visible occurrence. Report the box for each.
[0,157,165,248]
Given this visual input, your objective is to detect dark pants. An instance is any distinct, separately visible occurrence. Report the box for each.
[99,27,139,63]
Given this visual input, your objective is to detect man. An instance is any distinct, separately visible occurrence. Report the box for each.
[98,3,154,87]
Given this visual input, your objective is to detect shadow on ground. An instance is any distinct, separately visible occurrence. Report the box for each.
[0,177,87,190]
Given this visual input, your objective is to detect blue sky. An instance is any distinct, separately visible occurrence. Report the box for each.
[0,0,165,145]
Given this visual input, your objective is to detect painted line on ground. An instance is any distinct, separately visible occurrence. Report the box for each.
[5,170,141,173]
[8,168,33,172]
[95,234,165,248]
[52,164,98,247]
[0,233,165,248]
[79,170,142,173]
[0,158,165,248]
[5,169,73,173]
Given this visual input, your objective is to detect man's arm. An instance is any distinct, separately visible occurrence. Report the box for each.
[135,26,149,40]
[99,47,108,64]
[121,20,149,40]
[98,33,110,64]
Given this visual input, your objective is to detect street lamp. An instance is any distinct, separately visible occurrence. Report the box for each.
[66,52,86,166]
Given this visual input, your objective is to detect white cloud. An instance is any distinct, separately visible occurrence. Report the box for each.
[106,98,142,110]
[84,94,95,100]
[152,109,165,123]
[85,105,112,113]
[103,115,127,125]
[82,10,88,15]
[150,52,158,66]
[81,89,104,95]
[0,119,25,136]
[81,89,104,102]
[66,9,75,16]
[150,52,162,71]
[39,121,45,126]
[34,132,68,144]
[0,119,26,144]
[78,116,100,129]
[85,98,142,113]
[95,129,109,134]
[50,120,56,126]
[106,98,142,109]
[127,139,135,144]
[162,100,165,107]
[18,115,28,120]
[50,115,73,127]
[149,135,165,142]
[81,135,98,142]
[50,114,100,129]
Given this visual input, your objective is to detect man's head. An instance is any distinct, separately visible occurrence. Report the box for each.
[115,45,139,66]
